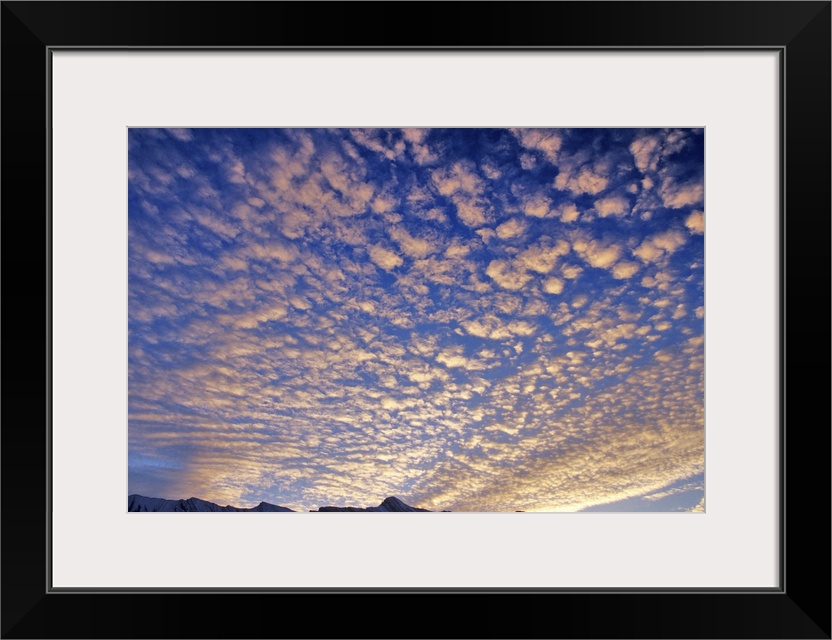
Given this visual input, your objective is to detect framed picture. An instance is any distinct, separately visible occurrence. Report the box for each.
[3,2,829,638]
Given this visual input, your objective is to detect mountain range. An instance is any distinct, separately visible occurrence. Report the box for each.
[128,494,430,512]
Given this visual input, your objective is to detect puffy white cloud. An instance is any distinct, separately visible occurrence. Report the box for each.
[633,230,687,263]
[612,261,640,279]
[496,218,527,240]
[685,210,704,234]
[435,347,469,368]
[402,128,437,165]
[432,161,483,197]
[475,228,497,244]
[368,244,404,271]
[517,240,570,274]
[659,178,703,209]
[672,304,687,320]
[629,135,661,172]
[455,201,488,227]
[557,203,581,223]
[461,315,536,340]
[371,194,397,214]
[511,128,562,164]
[555,165,609,195]
[485,259,533,291]
[444,242,471,259]
[633,242,663,263]
[431,163,490,228]
[572,235,622,269]
[543,277,564,294]
[523,197,552,218]
[350,128,404,161]
[594,195,630,218]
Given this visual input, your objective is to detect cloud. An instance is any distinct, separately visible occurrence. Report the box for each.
[412,256,470,285]
[659,178,703,209]
[461,315,537,340]
[612,261,640,279]
[475,228,496,244]
[431,162,488,228]
[388,226,436,258]
[558,203,581,223]
[555,165,609,195]
[145,249,176,265]
[642,481,701,501]
[520,153,537,170]
[444,242,471,259]
[633,230,688,263]
[167,128,193,142]
[402,128,438,165]
[517,239,570,274]
[543,277,564,294]
[436,346,489,370]
[371,194,397,214]
[350,129,405,161]
[191,209,240,240]
[572,235,622,269]
[222,302,288,329]
[368,245,404,271]
[485,259,534,291]
[455,201,488,227]
[523,197,552,218]
[244,241,300,264]
[594,195,630,218]
[511,128,562,164]
[685,210,704,234]
[432,161,482,197]
[496,218,527,240]
[629,135,661,172]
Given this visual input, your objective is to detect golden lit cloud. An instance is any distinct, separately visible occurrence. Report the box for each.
[685,209,705,234]
[594,195,630,218]
[368,244,404,271]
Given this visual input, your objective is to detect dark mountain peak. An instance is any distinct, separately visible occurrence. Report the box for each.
[316,496,430,512]
[128,494,294,512]
[128,494,434,513]
[378,496,430,512]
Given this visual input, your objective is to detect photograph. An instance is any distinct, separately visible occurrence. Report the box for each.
[2,0,828,635]
[128,127,705,514]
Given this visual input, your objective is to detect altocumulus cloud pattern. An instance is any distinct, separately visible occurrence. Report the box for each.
[128,128,704,513]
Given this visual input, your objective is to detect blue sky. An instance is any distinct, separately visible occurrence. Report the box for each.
[128,128,704,512]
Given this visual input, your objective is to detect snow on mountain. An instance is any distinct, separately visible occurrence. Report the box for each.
[128,494,294,512]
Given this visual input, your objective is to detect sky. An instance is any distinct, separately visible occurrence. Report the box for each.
[128,128,704,513]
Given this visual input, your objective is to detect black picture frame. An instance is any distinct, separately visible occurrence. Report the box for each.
[2,2,829,638]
